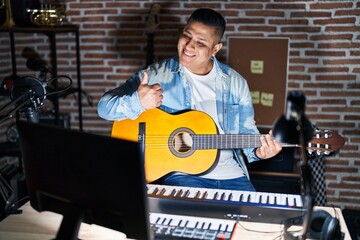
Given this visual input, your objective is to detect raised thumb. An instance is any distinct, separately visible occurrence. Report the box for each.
[140,71,149,85]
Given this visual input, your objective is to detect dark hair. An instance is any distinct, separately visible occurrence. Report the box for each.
[187,8,226,40]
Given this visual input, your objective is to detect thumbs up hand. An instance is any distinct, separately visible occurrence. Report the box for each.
[137,71,163,110]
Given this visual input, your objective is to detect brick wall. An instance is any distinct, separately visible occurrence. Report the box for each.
[0,0,359,210]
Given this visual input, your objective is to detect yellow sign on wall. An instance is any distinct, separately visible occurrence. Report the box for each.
[251,91,274,107]
[250,60,264,74]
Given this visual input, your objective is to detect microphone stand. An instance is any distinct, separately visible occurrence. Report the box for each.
[295,114,314,240]
[276,91,314,240]
[0,91,38,220]
[0,89,39,174]
[0,89,38,123]
[282,115,314,240]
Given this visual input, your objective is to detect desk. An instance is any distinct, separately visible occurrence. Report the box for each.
[0,201,126,239]
[0,202,351,240]
[233,206,352,240]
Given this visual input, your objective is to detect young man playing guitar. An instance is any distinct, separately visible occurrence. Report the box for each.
[98,8,282,191]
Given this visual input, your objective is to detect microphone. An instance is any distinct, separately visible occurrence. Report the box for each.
[10,76,47,123]
[21,47,43,60]
[285,91,306,121]
[26,58,49,73]
[273,91,313,144]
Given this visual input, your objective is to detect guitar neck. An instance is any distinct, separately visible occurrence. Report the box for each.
[192,134,298,150]
[145,4,160,66]
[146,33,154,66]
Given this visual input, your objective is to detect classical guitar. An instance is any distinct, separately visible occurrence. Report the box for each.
[112,108,345,183]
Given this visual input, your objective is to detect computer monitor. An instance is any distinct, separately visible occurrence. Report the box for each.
[16,120,152,240]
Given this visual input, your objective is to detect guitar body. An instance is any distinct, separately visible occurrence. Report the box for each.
[112,108,219,183]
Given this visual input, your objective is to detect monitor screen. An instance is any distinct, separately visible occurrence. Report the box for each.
[17,120,152,240]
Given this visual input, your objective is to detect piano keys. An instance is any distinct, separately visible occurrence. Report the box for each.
[147,184,307,224]
[150,213,236,239]
[147,184,304,208]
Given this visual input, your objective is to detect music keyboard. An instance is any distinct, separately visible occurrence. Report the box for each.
[147,184,307,224]
[150,213,236,239]
[147,184,304,208]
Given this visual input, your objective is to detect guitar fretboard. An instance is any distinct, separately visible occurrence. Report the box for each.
[192,134,297,150]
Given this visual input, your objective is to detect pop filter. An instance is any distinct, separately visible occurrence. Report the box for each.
[10,76,46,122]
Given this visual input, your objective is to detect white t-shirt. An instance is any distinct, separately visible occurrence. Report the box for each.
[184,65,245,179]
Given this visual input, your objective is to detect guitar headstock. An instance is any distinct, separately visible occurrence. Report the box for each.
[146,3,161,34]
[307,130,345,155]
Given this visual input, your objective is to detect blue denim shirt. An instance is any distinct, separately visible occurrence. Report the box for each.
[98,56,261,178]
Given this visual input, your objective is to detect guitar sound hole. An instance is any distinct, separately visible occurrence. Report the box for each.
[173,132,193,153]
[169,128,195,158]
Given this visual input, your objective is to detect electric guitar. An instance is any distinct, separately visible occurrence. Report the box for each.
[112,108,345,183]
[145,3,160,66]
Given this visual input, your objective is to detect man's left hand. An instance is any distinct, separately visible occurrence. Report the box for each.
[256,132,282,159]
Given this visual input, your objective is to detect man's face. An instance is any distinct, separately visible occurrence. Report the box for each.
[177,21,222,75]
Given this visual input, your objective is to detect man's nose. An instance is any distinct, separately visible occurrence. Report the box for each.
[185,38,196,49]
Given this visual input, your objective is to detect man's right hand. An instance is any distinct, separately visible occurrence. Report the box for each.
[137,71,163,110]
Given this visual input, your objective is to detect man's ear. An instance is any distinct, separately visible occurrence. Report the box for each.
[212,42,223,56]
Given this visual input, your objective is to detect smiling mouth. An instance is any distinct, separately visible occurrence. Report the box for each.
[183,50,195,57]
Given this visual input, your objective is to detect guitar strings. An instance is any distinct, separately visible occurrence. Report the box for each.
[143,134,267,150]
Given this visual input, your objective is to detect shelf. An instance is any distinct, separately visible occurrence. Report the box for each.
[0,24,83,130]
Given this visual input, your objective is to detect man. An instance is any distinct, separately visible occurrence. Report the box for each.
[98,8,282,191]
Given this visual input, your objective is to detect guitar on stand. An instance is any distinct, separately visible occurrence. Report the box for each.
[145,3,161,66]
[111,108,346,183]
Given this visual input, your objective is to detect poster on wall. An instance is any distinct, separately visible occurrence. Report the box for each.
[228,37,289,127]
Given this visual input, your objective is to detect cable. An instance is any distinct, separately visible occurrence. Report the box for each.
[236,220,284,234]
[44,75,73,98]
[235,214,284,239]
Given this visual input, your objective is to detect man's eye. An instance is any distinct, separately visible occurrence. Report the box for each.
[182,34,190,40]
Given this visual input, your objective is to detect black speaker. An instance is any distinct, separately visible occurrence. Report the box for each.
[246,145,296,173]
[39,113,71,128]
[342,209,360,240]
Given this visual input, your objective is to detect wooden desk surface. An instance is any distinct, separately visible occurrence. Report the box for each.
[0,202,351,240]
[0,201,126,240]
[233,206,352,240]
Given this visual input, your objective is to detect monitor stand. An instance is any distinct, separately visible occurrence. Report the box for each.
[53,204,84,240]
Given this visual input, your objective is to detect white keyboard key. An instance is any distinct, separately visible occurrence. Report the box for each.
[294,195,303,207]
[268,193,275,205]
[287,194,295,207]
